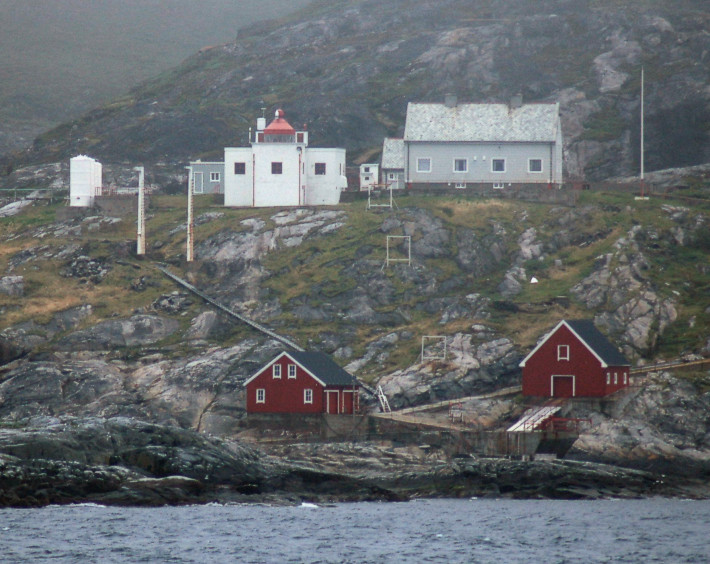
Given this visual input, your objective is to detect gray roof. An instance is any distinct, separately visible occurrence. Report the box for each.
[403,102,560,143]
[289,351,359,387]
[381,138,405,170]
[565,320,630,367]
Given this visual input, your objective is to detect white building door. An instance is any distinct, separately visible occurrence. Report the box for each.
[194,172,204,194]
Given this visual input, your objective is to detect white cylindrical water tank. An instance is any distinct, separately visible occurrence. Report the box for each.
[70,155,102,207]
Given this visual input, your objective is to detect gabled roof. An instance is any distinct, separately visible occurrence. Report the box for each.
[381,138,405,170]
[519,319,630,368]
[403,102,560,143]
[243,351,359,387]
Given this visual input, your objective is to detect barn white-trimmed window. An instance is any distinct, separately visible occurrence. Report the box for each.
[256,389,265,403]
[272,365,281,379]
[606,372,611,385]
[288,364,296,379]
[528,158,543,173]
[623,373,628,385]
[614,372,618,384]
[416,157,431,173]
[304,389,313,404]
[557,344,570,361]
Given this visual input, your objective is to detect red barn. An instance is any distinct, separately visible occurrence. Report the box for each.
[244,351,360,414]
[520,319,631,398]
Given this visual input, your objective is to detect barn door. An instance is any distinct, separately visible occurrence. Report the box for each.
[326,390,340,414]
[552,375,575,397]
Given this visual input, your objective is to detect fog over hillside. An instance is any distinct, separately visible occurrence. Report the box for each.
[0,0,311,154]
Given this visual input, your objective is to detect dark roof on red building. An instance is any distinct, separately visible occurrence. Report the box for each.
[565,319,630,366]
[288,351,359,386]
[520,319,630,368]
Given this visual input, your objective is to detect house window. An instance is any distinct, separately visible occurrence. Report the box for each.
[614,373,618,384]
[453,158,467,173]
[256,389,265,404]
[492,158,506,173]
[272,365,281,379]
[528,158,543,173]
[234,162,246,175]
[606,372,611,385]
[364,176,370,181]
[297,132,304,143]
[288,364,296,379]
[557,345,569,361]
[492,182,505,189]
[623,373,628,385]
[271,162,282,174]
[304,389,313,404]
[210,172,221,182]
[315,162,326,175]
[416,158,431,173]
[388,173,395,180]
[364,166,370,172]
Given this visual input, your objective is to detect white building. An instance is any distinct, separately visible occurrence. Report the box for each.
[380,138,405,190]
[359,163,379,191]
[69,155,103,207]
[389,96,563,191]
[224,109,347,207]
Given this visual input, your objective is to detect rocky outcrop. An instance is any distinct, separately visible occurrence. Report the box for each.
[0,276,23,297]
[56,314,179,351]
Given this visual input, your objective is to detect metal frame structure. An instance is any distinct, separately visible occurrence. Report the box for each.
[384,235,411,269]
[421,335,447,362]
[367,183,398,210]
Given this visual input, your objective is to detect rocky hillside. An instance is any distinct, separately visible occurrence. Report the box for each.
[3,0,709,183]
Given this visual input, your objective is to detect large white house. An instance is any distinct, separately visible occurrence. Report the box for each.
[384,96,563,191]
[69,155,103,207]
[223,109,347,207]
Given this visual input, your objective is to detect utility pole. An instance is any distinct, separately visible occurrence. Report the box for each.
[134,166,145,255]
[186,166,194,262]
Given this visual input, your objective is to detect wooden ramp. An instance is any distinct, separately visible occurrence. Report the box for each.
[506,403,561,433]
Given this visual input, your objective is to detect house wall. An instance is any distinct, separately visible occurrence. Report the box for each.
[190,162,224,195]
[246,357,325,414]
[224,147,255,206]
[304,148,347,205]
[522,325,629,397]
[382,169,404,190]
[405,141,559,187]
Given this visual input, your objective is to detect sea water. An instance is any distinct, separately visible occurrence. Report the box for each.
[1,498,709,563]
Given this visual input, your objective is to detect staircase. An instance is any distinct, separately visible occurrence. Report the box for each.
[506,404,561,432]
[376,385,391,413]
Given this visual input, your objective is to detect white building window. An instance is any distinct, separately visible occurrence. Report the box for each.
[528,159,543,173]
[234,162,246,175]
[363,166,370,172]
[388,173,395,180]
[304,389,313,404]
[416,158,431,173]
[492,182,505,190]
[271,162,282,174]
[315,163,326,175]
[210,172,221,182]
[492,158,506,173]
[288,364,296,379]
[272,365,281,379]
[453,158,467,173]
[256,389,265,404]
[557,345,569,361]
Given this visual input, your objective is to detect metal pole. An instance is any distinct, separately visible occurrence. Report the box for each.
[640,66,645,197]
[134,166,145,255]
[186,166,194,262]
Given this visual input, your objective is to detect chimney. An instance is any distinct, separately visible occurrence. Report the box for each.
[510,93,523,109]
[444,94,458,108]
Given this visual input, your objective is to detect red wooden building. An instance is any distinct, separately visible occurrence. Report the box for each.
[244,351,360,414]
[519,319,631,398]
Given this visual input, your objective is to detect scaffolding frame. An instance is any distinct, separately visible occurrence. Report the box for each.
[367,183,399,210]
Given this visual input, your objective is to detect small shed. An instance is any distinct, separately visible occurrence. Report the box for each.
[244,351,360,414]
[519,319,631,398]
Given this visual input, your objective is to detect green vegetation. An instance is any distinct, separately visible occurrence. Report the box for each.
[2,186,710,378]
